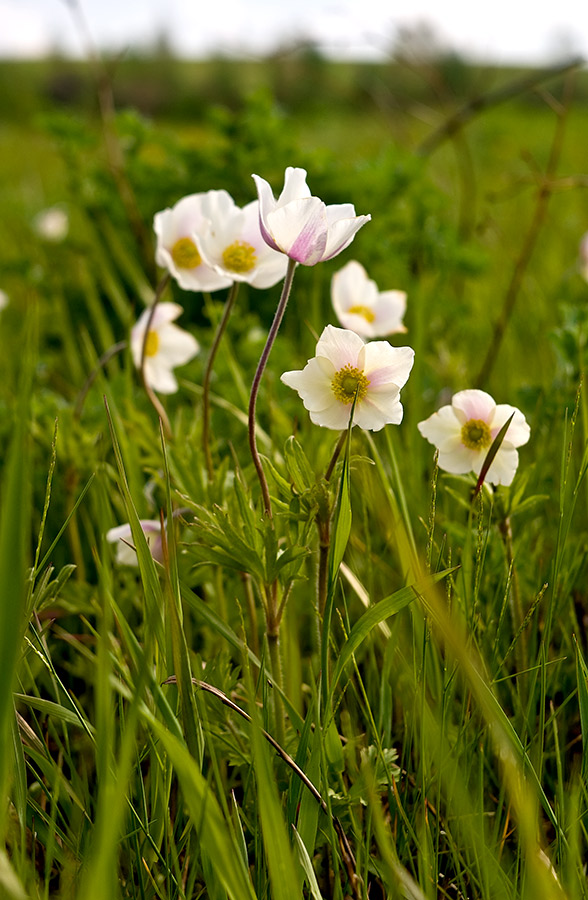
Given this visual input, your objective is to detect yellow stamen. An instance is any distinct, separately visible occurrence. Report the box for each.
[348,304,375,323]
[461,418,492,450]
[144,330,159,358]
[331,364,370,404]
[222,240,256,274]
[171,237,201,269]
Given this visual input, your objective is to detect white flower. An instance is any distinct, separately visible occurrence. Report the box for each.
[0,290,8,311]
[106,520,163,566]
[131,302,199,394]
[417,389,530,487]
[154,192,232,292]
[281,324,414,431]
[196,191,288,289]
[252,167,371,266]
[33,206,69,242]
[331,260,407,337]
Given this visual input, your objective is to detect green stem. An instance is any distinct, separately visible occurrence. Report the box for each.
[202,282,240,479]
[74,340,127,420]
[248,258,297,517]
[324,431,347,483]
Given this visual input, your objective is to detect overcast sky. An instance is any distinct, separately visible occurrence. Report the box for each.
[1,0,587,63]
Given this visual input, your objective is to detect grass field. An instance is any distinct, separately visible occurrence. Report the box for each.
[1,53,588,899]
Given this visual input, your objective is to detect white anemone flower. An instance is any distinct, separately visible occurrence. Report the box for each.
[154,192,232,292]
[252,167,371,266]
[33,206,69,242]
[331,260,407,337]
[281,324,414,431]
[418,389,530,487]
[195,191,288,289]
[130,302,199,394]
[106,520,163,566]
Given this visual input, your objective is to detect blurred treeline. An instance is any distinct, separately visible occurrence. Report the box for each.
[2,41,587,124]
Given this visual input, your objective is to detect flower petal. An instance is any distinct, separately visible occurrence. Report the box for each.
[363,343,415,389]
[418,406,461,452]
[452,389,496,425]
[483,447,520,486]
[491,404,531,447]
[322,213,372,261]
[157,324,200,367]
[315,324,365,369]
[266,198,329,264]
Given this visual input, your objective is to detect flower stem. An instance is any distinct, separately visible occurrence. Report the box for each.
[248,258,297,517]
[140,273,172,439]
[74,340,127,420]
[202,282,239,480]
[324,430,347,483]
[317,517,330,619]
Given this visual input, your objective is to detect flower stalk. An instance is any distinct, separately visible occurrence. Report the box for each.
[248,257,298,517]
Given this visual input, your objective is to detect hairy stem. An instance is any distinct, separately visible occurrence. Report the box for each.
[248,258,297,517]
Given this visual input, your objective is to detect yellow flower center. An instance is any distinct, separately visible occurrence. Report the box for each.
[331,365,370,404]
[222,240,257,273]
[171,237,201,269]
[348,304,375,323]
[461,418,492,450]
[144,330,159,358]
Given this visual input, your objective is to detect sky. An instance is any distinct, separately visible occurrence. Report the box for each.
[1,0,587,64]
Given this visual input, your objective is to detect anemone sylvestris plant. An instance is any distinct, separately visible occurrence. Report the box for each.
[7,69,588,900]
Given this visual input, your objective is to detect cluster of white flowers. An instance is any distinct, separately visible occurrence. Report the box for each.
[110,165,532,562]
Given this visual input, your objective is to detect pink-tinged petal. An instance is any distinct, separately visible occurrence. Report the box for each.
[322,214,372,261]
[315,325,364,369]
[452,389,496,425]
[483,447,520,486]
[266,198,329,264]
[491,404,530,447]
[418,406,462,453]
[437,444,480,475]
[363,343,414,389]
[356,390,403,430]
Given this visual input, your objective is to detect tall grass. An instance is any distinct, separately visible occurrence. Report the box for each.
[1,54,587,899]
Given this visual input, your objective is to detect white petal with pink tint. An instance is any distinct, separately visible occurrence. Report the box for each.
[418,388,530,487]
[332,260,407,337]
[252,167,370,266]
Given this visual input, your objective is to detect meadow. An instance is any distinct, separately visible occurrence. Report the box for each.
[1,50,588,899]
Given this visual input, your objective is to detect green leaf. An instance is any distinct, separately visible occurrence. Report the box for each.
[574,636,588,779]
[149,718,258,900]
[292,826,325,900]
[285,436,316,494]
[330,569,456,697]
